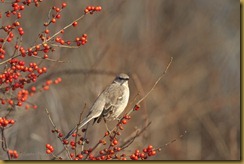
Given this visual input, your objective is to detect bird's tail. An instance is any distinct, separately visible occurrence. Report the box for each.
[63,116,93,140]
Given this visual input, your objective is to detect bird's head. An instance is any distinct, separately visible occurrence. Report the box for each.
[114,73,129,86]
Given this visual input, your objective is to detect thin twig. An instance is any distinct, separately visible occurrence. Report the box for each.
[126,57,173,117]
[45,108,72,160]
[50,44,79,49]
[30,55,67,63]
[156,130,188,150]
[84,140,101,160]
[120,122,151,150]
[75,104,86,156]
[81,123,89,152]
[0,54,21,65]
[137,57,173,105]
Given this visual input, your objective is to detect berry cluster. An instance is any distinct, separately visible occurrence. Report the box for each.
[42,78,61,91]
[75,34,88,46]
[17,89,29,106]
[8,150,19,159]
[5,0,40,18]
[1,59,46,87]
[70,153,83,160]
[130,145,158,160]
[51,128,64,139]
[46,144,54,154]
[84,6,102,14]
[0,117,15,127]
[44,3,67,26]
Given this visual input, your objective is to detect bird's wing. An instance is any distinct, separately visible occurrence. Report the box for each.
[94,83,124,123]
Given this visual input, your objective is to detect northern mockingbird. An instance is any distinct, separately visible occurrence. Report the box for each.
[64,73,130,140]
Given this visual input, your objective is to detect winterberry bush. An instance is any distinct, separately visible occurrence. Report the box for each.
[0,0,177,160]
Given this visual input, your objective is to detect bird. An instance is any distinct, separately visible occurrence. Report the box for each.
[63,73,130,140]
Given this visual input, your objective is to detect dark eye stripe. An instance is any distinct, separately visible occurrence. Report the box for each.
[119,77,129,80]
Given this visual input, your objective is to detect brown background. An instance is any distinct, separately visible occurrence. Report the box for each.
[1,0,240,160]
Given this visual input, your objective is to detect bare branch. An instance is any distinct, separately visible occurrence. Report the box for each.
[137,57,173,105]
[30,55,67,63]
[157,130,188,150]
[120,122,151,150]
[1,128,10,160]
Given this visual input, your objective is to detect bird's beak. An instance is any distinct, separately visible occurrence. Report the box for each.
[121,80,128,85]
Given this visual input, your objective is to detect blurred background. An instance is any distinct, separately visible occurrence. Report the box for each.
[1,0,240,160]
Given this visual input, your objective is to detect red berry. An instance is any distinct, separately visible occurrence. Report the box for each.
[44,29,49,34]
[147,145,153,150]
[78,154,83,159]
[70,153,74,158]
[55,7,60,12]
[84,9,89,14]
[19,30,24,35]
[72,21,78,27]
[133,104,140,111]
[46,144,50,148]
[112,139,118,145]
[60,39,65,45]
[51,18,56,23]
[8,99,14,105]
[62,3,67,8]
[56,14,61,19]
[43,85,49,90]
[63,140,69,145]
[58,133,63,137]
[42,67,47,73]
[31,86,36,92]
[43,54,48,59]
[20,5,25,10]
[55,37,61,43]
[121,119,127,124]
[46,149,52,154]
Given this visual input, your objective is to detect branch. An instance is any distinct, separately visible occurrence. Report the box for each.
[120,122,151,150]
[137,57,173,105]
[127,57,173,116]
[30,55,67,63]
[75,104,86,156]
[50,44,79,49]
[45,108,72,160]
[1,128,10,160]
[156,130,188,150]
